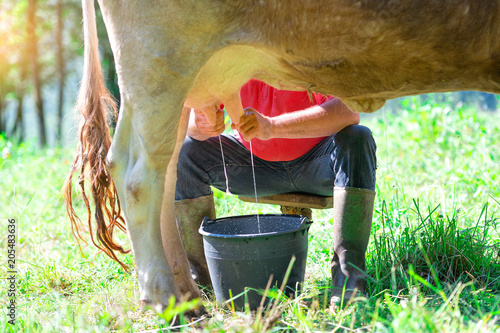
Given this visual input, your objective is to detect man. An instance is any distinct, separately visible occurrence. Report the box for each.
[175,79,377,303]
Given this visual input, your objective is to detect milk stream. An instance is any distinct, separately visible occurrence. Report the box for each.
[249,141,261,233]
[219,135,261,233]
[218,135,231,195]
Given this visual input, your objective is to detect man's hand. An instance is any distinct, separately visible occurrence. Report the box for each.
[231,107,274,142]
[187,107,225,141]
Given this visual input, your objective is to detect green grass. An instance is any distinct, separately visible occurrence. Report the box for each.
[1,94,500,332]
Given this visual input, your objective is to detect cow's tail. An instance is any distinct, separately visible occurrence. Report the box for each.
[63,0,129,270]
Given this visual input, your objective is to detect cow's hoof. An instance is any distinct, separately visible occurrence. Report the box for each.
[138,298,162,312]
[185,304,207,320]
[167,305,207,328]
[137,265,182,312]
[176,273,203,301]
[139,297,207,329]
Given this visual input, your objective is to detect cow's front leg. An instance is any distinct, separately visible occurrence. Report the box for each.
[108,99,200,310]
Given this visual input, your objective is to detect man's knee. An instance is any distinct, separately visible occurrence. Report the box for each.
[335,125,376,151]
[176,137,216,200]
[337,124,374,141]
[331,125,377,190]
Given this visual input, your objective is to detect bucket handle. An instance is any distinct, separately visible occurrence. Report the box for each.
[299,216,313,230]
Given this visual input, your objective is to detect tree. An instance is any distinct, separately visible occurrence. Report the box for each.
[27,0,46,146]
[0,2,23,138]
[12,51,27,141]
[56,0,65,144]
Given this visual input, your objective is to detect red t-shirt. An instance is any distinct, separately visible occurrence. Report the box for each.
[235,79,330,161]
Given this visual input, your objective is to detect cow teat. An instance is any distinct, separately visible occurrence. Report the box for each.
[221,93,245,125]
[342,98,386,113]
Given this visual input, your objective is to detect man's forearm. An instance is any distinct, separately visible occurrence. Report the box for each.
[270,98,360,139]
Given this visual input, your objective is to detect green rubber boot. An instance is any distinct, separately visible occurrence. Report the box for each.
[175,195,216,286]
[331,187,375,305]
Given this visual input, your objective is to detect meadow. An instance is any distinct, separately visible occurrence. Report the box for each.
[1,95,499,332]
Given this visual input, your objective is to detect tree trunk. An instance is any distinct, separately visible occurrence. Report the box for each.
[12,42,29,142]
[56,0,65,145]
[13,96,25,141]
[28,0,47,146]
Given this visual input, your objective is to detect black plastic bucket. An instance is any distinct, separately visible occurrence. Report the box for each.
[199,214,312,309]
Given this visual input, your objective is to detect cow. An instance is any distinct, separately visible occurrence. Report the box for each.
[63,0,500,310]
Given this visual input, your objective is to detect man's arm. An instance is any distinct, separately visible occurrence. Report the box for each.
[232,97,360,142]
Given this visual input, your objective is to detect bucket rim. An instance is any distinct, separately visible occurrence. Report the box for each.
[199,214,312,238]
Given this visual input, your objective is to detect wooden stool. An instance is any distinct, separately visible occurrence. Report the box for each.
[238,193,333,220]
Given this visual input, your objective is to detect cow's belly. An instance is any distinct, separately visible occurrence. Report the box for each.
[187,40,499,116]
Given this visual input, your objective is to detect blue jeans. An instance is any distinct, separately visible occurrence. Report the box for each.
[175,125,377,200]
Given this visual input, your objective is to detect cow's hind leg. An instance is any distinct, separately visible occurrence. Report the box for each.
[108,94,200,310]
[160,107,202,299]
